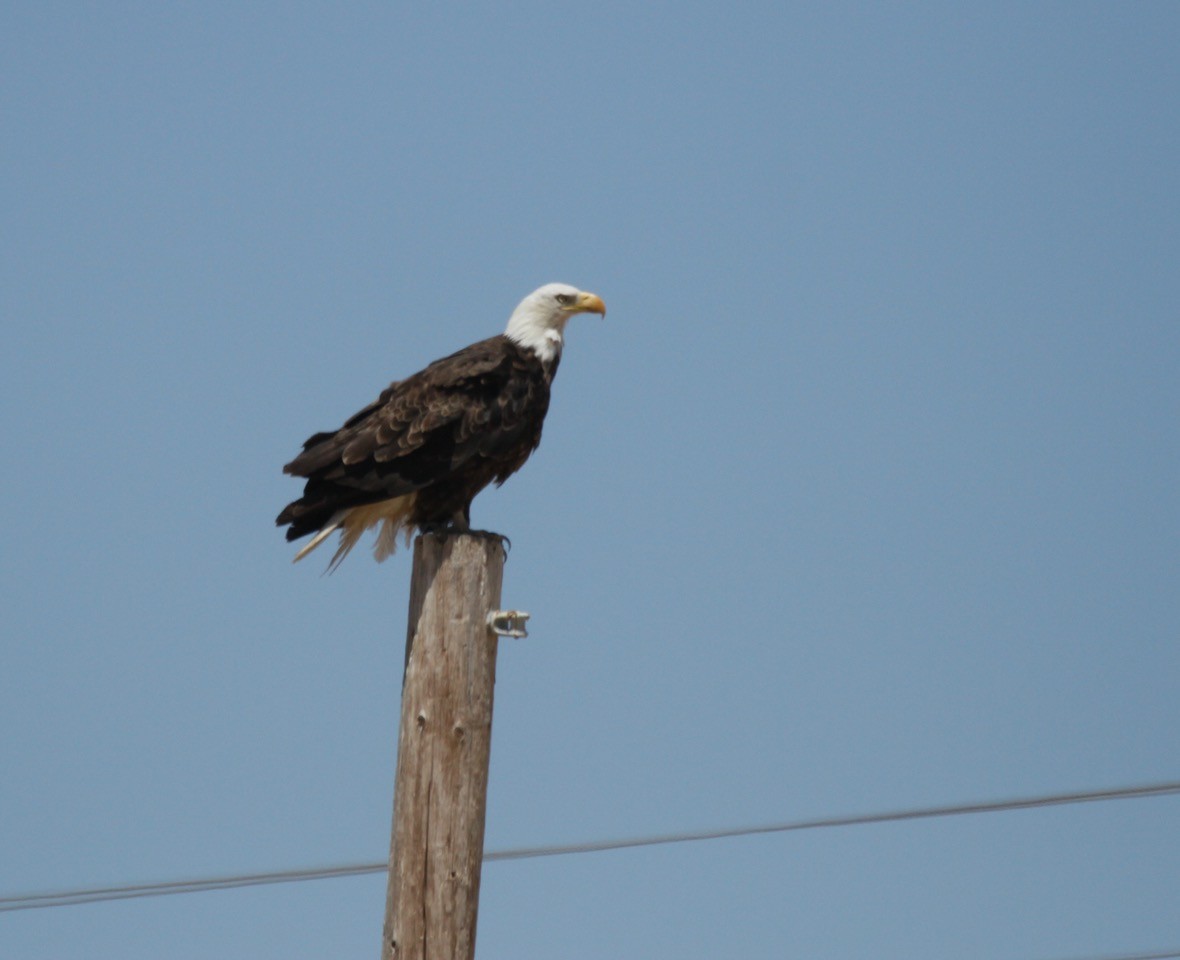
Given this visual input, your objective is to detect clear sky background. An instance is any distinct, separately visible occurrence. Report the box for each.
[2,3,1178,958]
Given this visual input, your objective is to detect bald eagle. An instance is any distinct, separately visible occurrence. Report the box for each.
[276,283,606,569]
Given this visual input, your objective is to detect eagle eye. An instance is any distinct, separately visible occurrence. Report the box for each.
[554,293,573,306]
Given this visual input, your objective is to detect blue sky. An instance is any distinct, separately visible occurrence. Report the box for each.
[2,2,1178,958]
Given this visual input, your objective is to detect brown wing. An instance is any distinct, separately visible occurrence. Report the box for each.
[276,336,550,540]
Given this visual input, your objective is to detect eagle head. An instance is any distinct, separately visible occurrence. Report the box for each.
[505,283,606,360]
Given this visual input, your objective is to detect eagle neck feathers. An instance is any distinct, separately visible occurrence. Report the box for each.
[504,308,568,367]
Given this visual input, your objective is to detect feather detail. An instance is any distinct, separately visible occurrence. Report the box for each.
[289,494,417,571]
[292,512,345,563]
[325,495,417,572]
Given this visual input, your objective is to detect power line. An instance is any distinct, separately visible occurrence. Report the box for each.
[481,779,1180,862]
[1047,953,1180,960]
[2,779,1177,913]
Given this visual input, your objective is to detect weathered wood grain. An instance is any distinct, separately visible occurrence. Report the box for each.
[381,532,505,960]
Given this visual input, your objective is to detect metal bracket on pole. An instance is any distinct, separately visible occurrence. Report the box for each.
[486,610,530,639]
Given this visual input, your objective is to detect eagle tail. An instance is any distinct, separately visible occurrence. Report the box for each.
[291,495,418,573]
[371,499,417,563]
[292,511,346,564]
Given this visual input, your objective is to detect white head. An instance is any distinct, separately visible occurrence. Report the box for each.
[504,283,606,362]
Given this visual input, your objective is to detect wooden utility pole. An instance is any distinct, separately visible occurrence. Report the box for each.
[381,532,507,960]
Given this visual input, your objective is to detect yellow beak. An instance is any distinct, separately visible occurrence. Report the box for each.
[574,291,607,316]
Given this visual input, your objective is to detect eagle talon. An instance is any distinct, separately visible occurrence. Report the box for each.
[418,526,511,552]
[468,530,512,554]
[419,521,460,536]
